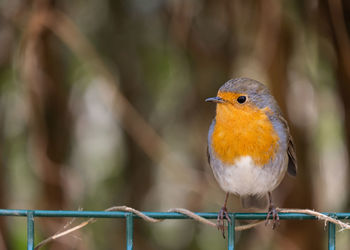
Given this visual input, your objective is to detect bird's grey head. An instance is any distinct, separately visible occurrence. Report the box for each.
[219,78,278,111]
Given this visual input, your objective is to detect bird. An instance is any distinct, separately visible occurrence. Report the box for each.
[206,78,297,236]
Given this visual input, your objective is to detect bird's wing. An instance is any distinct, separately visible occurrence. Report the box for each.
[207,145,211,165]
[279,115,297,176]
[207,120,215,167]
[287,134,297,176]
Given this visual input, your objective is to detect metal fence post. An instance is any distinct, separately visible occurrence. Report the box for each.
[126,213,133,250]
[328,222,335,250]
[228,214,235,250]
[27,211,35,250]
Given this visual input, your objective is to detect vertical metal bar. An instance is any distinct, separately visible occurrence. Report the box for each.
[228,214,235,250]
[27,211,34,250]
[126,213,133,250]
[328,222,336,250]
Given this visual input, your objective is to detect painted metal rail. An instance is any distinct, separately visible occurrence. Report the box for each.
[0,209,347,249]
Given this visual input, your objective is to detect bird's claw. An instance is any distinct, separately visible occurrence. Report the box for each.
[217,206,231,238]
[265,205,280,229]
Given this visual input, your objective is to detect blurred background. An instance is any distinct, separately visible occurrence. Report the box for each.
[0,0,349,249]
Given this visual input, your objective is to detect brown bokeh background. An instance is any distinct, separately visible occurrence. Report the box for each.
[0,0,349,249]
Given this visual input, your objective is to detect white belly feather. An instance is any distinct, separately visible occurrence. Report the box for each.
[211,154,287,196]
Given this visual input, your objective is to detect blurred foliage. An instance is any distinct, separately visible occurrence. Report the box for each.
[0,0,349,249]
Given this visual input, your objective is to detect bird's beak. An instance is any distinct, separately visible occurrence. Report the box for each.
[205,97,225,103]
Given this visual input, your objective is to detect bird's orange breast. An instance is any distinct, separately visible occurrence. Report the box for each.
[212,93,279,166]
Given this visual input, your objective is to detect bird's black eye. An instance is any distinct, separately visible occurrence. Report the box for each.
[237,96,246,104]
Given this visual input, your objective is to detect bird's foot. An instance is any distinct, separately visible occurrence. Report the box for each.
[217,206,231,238]
[265,205,280,229]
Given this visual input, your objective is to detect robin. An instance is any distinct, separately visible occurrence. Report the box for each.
[206,78,297,236]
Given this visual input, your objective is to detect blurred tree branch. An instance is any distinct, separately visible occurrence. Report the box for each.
[46,11,168,162]
[326,0,350,206]
[20,0,71,249]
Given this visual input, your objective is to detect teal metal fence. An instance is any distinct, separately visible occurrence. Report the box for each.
[0,209,346,250]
